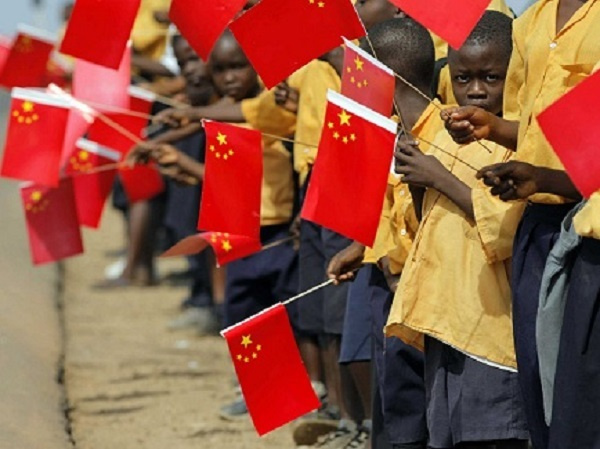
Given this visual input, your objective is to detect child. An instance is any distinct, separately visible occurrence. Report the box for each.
[389,12,529,449]
[444,2,600,448]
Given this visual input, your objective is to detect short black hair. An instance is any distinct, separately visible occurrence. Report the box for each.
[455,11,513,61]
[361,17,435,93]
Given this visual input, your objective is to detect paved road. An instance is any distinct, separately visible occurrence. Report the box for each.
[0,92,72,449]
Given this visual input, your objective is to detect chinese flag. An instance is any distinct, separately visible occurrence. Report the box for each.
[118,164,165,203]
[169,0,247,61]
[162,232,262,266]
[301,91,397,246]
[59,110,94,168]
[60,0,141,69]
[0,35,11,72]
[21,178,84,265]
[161,232,262,266]
[1,89,71,187]
[73,43,131,110]
[0,26,55,88]
[199,121,262,239]
[64,139,120,228]
[389,0,491,49]
[229,0,365,89]
[222,303,320,435]
[341,38,395,116]
[538,69,600,198]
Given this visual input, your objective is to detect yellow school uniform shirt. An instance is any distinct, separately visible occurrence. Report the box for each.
[291,60,341,185]
[241,96,295,226]
[385,130,526,369]
[574,192,600,239]
[131,0,171,60]
[504,0,600,204]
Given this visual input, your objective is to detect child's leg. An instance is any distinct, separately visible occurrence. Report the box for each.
[549,237,600,449]
[510,203,573,449]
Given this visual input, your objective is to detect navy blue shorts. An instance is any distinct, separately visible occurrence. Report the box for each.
[297,219,352,335]
[339,266,372,364]
[425,337,529,448]
[224,224,299,328]
[511,203,573,449]
[549,237,600,449]
[369,267,427,446]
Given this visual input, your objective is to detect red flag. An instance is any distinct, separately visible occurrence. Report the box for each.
[341,38,395,116]
[60,0,141,69]
[169,0,247,61]
[118,164,165,203]
[73,43,131,110]
[1,89,71,187]
[222,303,320,435]
[538,69,600,198]
[21,178,84,265]
[389,0,491,49]
[162,232,262,266]
[229,0,365,89]
[59,110,94,168]
[198,121,262,239]
[0,26,55,88]
[0,35,11,72]
[64,139,120,228]
[301,91,397,246]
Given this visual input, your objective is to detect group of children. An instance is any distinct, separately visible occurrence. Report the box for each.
[121,0,599,448]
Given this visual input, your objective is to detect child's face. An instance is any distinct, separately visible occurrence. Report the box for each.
[448,43,508,116]
[174,39,215,106]
[355,0,401,30]
[209,38,258,102]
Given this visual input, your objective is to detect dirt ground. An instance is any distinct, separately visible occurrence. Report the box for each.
[62,206,294,449]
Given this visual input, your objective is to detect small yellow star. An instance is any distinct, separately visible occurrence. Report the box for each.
[338,109,352,126]
[222,240,233,252]
[333,131,340,140]
[346,67,351,73]
[30,191,42,202]
[237,354,242,361]
[228,149,234,156]
[244,357,250,363]
[22,101,34,113]
[350,133,356,141]
[357,82,363,88]
[223,154,229,160]
[318,1,325,7]
[12,110,18,117]
[309,0,315,3]
[328,122,334,129]
[209,144,215,152]
[363,80,368,87]
[252,353,258,359]
[215,152,221,158]
[18,116,24,124]
[25,118,32,124]
[210,234,218,243]
[241,335,253,348]
[216,132,227,146]
[354,56,364,71]
[256,344,262,351]
[350,76,356,84]
[342,136,349,144]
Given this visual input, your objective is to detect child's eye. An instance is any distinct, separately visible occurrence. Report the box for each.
[486,75,500,82]
[455,75,469,83]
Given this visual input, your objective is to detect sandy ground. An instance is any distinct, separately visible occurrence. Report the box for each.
[62,205,294,449]
[0,95,72,449]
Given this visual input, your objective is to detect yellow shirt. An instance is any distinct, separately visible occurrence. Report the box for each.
[574,192,600,239]
[131,0,171,60]
[386,131,526,369]
[241,96,295,226]
[504,0,600,204]
[291,60,341,185]
[431,0,514,60]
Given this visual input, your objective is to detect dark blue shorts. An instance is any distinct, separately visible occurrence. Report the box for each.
[224,224,299,328]
[425,337,529,448]
[297,219,352,335]
[549,237,600,449]
[511,203,573,449]
[339,266,372,364]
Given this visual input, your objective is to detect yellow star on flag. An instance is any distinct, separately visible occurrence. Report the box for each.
[222,239,233,252]
[22,101,34,113]
[354,56,364,71]
[241,335,253,348]
[216,132,228,146]
[30,191,42,202]
[338,109,352,126]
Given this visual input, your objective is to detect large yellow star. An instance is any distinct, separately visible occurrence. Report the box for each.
[22,101,34,113]
[216,132,228,146]
[338,109,352,126]
[241,335,253,348]
[222,239,233,252]
[30,191,42,202]
[354,56,364,71]
[79,151,89,161]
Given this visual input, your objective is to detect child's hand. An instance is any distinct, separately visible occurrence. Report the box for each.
[126,142,154,165]
[443,106,494,144]
[327,242,366,285]
[274,81,299,114]
[394,139,446,189]
[153,107,197,128]
[477,161,540,201]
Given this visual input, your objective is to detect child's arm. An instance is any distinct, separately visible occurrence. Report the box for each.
[395,140,475,220]
[477,161,582,201]
[443,106,519,151]
[153,98,245,128]
[327,242,366,285]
